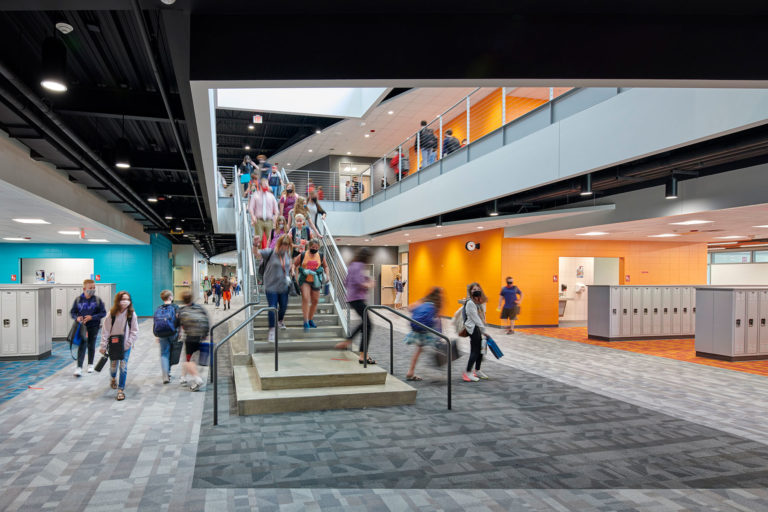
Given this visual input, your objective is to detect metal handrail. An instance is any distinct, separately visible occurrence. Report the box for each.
[213,306,277,426]
[362,305,452,410]
[208,301,258,384]
[319,218,351,336]
[367,309,394,375]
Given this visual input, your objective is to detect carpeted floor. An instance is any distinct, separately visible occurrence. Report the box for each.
[0,341,74,404]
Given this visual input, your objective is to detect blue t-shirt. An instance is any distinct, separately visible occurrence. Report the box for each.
[500,286,521,309]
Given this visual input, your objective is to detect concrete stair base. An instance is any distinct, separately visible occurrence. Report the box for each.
[252,339,348,352]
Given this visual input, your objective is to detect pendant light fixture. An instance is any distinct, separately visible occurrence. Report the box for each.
[580,174,593,196]
[665,176,678,199]
[115,114,131,169]
[489,199,499,216]
[40,36,68,92]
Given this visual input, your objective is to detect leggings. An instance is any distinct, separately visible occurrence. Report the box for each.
[348,300,372,353]
[466,326,483,373]
[77,324,100,367]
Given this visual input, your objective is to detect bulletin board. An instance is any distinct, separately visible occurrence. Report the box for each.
[21,258,94,285]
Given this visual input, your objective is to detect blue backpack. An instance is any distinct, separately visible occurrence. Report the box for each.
[411,302,436,332]
[153,304,177,337]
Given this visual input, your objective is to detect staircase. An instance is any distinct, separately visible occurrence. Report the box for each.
[226,190,416,416]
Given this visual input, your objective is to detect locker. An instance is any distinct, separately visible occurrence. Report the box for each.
[746,291,759,354]
[651,287,662,335]
[631,287,643,335]
[733,291,746,355]
[681,287,692,335]
[1,291,18,355]
[641,287,653,335]
[66,287,80,316]
[690,288,697,333]
[53,287,69,337]
[18,291,36,354]
[620,287,632,336]
[661,287,672,335]
[670,287,682,335]
[759,291,768,353]
[609,286,621,336]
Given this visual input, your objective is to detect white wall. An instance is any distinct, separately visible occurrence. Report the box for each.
[594,258,620,285]
[21,258,94,284]
[710,263,768,285]
[558,257,594,321]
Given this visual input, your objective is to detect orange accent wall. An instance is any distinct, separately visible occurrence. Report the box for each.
[409,232,708,326]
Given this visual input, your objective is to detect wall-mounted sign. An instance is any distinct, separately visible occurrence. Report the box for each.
[625,274,631,283]
[553,274,558,283]
[95,274,101,281]
[170,229,184,235]
[10,274,16,281]
[576,265,584,278]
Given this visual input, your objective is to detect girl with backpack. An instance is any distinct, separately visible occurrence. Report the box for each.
[292,238,329,332]
[153,290,180,384]
[335,248,376,364]
[289,214,312,258]
[255,234,293,341]
[403,287,443,381]
[463,282,490,382]
[99,291,139,401]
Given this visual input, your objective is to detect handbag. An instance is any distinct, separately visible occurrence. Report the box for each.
[107,313,131,361]
[169,337,184,367]
[486,336,504,359]
[198,342,212,367]
[433,339,461,367]
[68,321,83,360]
[289,276,301,296]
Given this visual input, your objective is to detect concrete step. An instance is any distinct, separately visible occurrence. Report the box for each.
[254,325,345,339]
[251,350,387,390]
[234,367,416,415]
[252,339,349,352]
[252,313,339,327]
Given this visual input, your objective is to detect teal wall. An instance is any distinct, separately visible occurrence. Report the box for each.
[0,235,173,316]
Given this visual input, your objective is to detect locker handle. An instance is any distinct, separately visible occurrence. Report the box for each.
[749,319,754,327]
[762,319,766,327]
[673,307,678,313]
[654,308,658,313]
[633,308,638,314]
[612,308,617,314]
[683,307,687,313]
[56,309,62,316]
[2,319,8,327]
[21,319,29,327]
[736,319,741,327]
[623,308,628,314]
[663,308,668,314]
[644,308,648,314]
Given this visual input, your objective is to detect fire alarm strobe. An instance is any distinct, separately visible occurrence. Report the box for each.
[465,241,481,251]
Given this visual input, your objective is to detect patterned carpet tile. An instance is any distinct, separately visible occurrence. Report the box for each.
[0,341,74,404]
[518,327,768,377]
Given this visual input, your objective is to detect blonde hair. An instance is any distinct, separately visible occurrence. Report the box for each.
[294,213,305,223]
[83,279,95,287]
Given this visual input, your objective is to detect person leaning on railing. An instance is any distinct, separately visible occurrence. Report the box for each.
[307,190,327,234]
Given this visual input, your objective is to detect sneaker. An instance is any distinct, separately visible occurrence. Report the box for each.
[308,320,317,328]
[74,367,82,377]
[303,321,310,332]
[462,372,479,382]
[189,381,199,392]
[162,374,170,384]
[268,328,276,342]
[87,365,94,373]
[180,376,189,387]
[474,370,489,380]
[278,321,287,329]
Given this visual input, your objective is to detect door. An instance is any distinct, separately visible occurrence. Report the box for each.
[691,288,697,334]
[642,287,653,335]
[619,287,632,336]
[733,291,746,355]
[746,290,759,354]
[651,287,662,335]
[759,291,768,353]
[661,287,672,334]
[53,287,69,337]
[631,287,642,335]
[609,286,620,336]
[66,286,80,315]
[1,291,18,355]
[670,287,681,335]
[680,287,691,335]
[18,291,36,354]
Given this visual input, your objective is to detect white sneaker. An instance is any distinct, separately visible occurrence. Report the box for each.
[268,328,276,342]
[190,377,203,392]
[474,370,489,380]
[462,372,479,382]
[278,321,287,329]
[87,365,94,373]
[74,366,82,377]
[180,376,189,387]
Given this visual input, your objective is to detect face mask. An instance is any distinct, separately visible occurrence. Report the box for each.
[287,188,293,193]
[309,248,319,254]
[507,281,513,286]
[84,289,95,297]
[471,290,482,298]
[120,300,130,308]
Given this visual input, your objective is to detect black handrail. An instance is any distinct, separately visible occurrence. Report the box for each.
[362,305,452,410]
[209,301,259,384]
[367,309,394,375]
[213,306,277,426]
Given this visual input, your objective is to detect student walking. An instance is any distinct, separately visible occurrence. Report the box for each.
[222,278,232,310]
[292,238,329,332]
[202,277,211,304]
[70,278,106,376]
[335,248,376,364]
[100,291,139,401]
[289,214,312,258]
[306,190,327,234]
[498,277,523,334]
[403,287,443,381]
[178,291,209,391]
[417,120,438,168]
[239,155,255,193]
[268,216,289,249]
[249,177,279,250]
[153,290,180,384]
[213,279,222,308]
[463,282,490,382]
[255,234,293,342]
[268,165,283,198]
[442,129,460,156]
[279,182,299,223]
[393,273,407,309]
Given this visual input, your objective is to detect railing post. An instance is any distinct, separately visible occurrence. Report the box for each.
[466,96,471,145]
[397,145,402,181]
[438,115,443,161]
[362,309,368,368]
[416,131,420,170]
[274,307,279,371]
[549,86,554,101]
[501,87,506,125]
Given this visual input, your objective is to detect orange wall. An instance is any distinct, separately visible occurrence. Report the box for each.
[409,232,708,326]
[409,229,503,317]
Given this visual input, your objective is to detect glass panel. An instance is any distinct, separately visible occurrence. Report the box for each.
[754,251,768,263]
[712,251,752,264]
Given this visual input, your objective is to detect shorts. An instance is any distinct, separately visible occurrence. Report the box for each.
[394,292,403,303]
[223,291,231,301]
[185,335,202,356]
[501,306,520,320]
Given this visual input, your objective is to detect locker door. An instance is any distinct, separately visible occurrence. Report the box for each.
[620,287,632,336]
[1,291,18,355]
[680,287,691,335]
[746,291,759,354]
[661,288,672,335]
[53,287,68,337]
[17,291,36,354]
[691,288,697,334]
[642,287,653,335]
[609,286,621,336]
[733,291,747,355]
[66,287,80,314]
[631,287,643,335]
[759,291,768,353]
[671,287,682,335]
[651,287,662,335]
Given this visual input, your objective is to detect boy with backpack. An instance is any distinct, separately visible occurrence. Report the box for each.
[153,290,180,384]
[403,287,444,381]
[70,279,107,377]
[178,290,210,391]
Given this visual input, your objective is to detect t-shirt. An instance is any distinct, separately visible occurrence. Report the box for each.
[500,286,521,309]
[280,194,297,219]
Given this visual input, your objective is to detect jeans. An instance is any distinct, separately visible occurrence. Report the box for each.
[158,336,174,378]
[110,348,131,390]
[77,324,100,367]
[421,148,436,167]
[271,185,280,198]
[466,327,483,373]
[348,300,372,353]
[215,293,221,306]
[266,290,289,327]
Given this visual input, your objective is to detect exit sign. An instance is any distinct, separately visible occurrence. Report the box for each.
[253,115,263,124]
[11,274,16,281]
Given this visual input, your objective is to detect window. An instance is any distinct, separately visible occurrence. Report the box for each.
[712,251,751,264]
[754,251,768,263]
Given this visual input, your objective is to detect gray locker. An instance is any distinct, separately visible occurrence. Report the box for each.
[619,287,632,336]
[670,287,682,335]
[641,287,653,335]
[1,291,18,355]
[661,287,672,334]
[680,286,692,335]
[760,291,768,353]
[631,287,643,335]
[733,291,746,355]
[18,290,37,354]
[651,287,662,335]
[746,290,759,354]
[609,286,620,336]
[52,287,70,338]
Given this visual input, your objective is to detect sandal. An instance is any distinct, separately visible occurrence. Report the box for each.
[110,378,117,389]
[359,357,376,365]
[406,375,423,381]
[116,390,125,401]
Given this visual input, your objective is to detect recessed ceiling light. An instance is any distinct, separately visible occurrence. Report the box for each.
[248,124,254,130]
[364,134,370,138]
[183,234,188,237]
[87,239,109,242]
[175,226,182,231]
[436,234,442,237]
[3,237,30,241]
[315,129,322,134]
[58,231,80,235]
[165,216,173,220]
[13,218,49,224]
[347,151,351,155]
[489,212,499,217]
[364,238,371,242]
[147,197,158,203]
[708,247,726,251]
[753,225,768,228]
[287,163,291,166]
[404,233,409,236]
[308,149,313,153]
[576,231,608,236]
[714,235,748,239]
[648,234,680,238]
[477,226,484,229]
[388,110,394,115]
[669,220,714,225]
[244,145,251,150]
[741,243,768,247]
[708,242,738,245]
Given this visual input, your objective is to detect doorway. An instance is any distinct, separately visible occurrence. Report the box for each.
[558,257,620,324]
